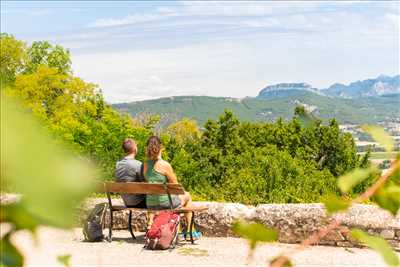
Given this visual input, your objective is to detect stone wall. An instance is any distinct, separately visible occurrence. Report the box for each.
[82,198,400,251]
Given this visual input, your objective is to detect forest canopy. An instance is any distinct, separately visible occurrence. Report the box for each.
[1,34,371,204]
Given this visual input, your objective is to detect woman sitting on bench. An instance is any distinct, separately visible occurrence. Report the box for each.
[143,135,192,209]
[144,135,201,240]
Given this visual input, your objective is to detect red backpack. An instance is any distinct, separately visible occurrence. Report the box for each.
[145,211,180,250]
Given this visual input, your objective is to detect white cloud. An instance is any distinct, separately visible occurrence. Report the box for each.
[85,1,322,29]
[101,75,181,102]
[86,12,178,28]
[87,14,161,28]
[241,18,278,28]
[386,13,400,26]
[1,8,52,16]
[35,1,399,103]
[70,23,399,104]
[179,1,320,17]
[71,48,209,102]
[156,7,177,15]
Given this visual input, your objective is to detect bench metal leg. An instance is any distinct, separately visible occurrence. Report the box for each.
[189,211,195,244]
[128,211,136,240]
[107,208,113,242]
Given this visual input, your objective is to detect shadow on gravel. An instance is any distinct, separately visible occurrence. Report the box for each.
[177,247,209,257]
[112,233,146,244]
[109,233,202,249]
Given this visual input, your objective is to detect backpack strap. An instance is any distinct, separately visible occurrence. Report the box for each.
[100,202,108,229]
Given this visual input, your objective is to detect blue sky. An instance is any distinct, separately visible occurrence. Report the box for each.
[1,1,399,103]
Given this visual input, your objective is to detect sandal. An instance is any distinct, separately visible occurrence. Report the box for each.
[178,230,202,241]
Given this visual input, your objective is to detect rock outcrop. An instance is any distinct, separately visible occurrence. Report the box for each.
[257,83,321,99]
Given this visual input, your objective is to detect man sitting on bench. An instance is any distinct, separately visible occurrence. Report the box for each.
[115,138,146,208]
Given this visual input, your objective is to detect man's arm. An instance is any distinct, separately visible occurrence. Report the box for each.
[137,163,145,182]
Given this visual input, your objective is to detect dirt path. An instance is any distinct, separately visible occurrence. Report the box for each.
[12,227,395,267]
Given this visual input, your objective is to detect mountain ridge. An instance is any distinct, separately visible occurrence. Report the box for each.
[113,93,399,126]
[321,74,400,98]
[256,75,400,99]
[112,75,400,126]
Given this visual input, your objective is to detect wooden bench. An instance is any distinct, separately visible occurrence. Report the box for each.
[102,182,208,243]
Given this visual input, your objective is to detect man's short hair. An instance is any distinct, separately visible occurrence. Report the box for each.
[122,138,137,154]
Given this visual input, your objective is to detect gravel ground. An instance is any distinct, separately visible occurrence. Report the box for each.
[11,227,397,267]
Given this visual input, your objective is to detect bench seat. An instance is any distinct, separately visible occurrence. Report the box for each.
[102,182,208,244]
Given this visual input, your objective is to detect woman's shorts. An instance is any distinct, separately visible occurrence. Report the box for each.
[148,195,182,210]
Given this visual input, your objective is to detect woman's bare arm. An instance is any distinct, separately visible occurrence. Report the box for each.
[163,162,178,184]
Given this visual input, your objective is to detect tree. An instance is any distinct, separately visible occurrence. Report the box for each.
[0,35,72,87]
[3,35,154,179]
[168,110,350,205]
[167,118,200,145]
[25,41,72,75]
[0,33,26,86]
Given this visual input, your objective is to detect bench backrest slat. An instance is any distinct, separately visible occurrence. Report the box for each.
[103,182,185,195]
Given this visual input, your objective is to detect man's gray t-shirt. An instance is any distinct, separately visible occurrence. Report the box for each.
[115,157,145,206]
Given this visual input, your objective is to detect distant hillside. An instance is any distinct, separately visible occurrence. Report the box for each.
[113,92,400,126]
[322,75,400,98]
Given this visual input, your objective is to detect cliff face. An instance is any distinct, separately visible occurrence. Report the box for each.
[257,83,320,99]
[260,83,312,92]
